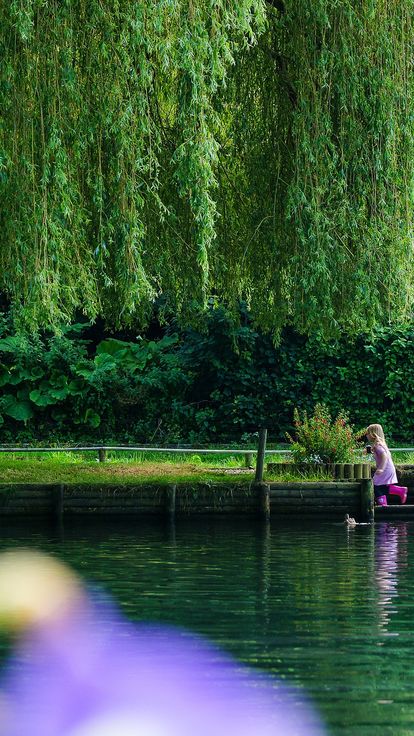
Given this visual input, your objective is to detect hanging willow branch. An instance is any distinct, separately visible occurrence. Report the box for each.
[1,0,414,337]
[0,0,265,329]
[216,0,414,337]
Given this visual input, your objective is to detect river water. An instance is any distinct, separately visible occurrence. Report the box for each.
[0,517,413,735]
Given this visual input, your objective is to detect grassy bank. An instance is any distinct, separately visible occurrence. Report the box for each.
[0,458,247,485]
[0,452,335,486]
[3,446,412,486]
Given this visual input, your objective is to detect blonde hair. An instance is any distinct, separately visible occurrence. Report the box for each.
[366,423,387,447]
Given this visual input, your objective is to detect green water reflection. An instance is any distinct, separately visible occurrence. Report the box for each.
[0,517,413,735]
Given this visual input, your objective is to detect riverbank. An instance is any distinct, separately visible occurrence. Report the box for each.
[1,458,413,521]
[0,480,366,519]
[0,457,332,486]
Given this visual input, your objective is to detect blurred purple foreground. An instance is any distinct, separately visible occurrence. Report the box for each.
[1,593,326,736]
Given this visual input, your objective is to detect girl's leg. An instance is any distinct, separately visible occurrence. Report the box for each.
[374,484,389,506]
[388,484,408,504]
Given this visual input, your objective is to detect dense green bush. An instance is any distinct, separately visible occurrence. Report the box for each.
[0,309,413,444]
[287,404,362,464]
[0,320,184,444]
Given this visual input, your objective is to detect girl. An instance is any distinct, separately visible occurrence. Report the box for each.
[366,424,407,505]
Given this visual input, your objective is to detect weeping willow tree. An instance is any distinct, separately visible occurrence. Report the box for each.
[217,0,414,336]
[0,0,266,328]
[1,0,414,336]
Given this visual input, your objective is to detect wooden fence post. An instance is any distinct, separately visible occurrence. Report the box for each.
[354,463,363,480]
[360,478,374,523]
[255,428,267,483]
[344,463,354,481]
[257,482,270,520]
[362,463,372,479]
[98,448,107,462]
[245,452,254,468]
[335,463,345,480]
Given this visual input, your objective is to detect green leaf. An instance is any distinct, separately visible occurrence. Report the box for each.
[96,339,131,356]
[2,398,34,422]
[84,408,101,428]
[0,337,25,353]
[67,378,86,395]
[29,389,55,407]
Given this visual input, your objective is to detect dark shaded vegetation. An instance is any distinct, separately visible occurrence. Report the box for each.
[0,308,412,445]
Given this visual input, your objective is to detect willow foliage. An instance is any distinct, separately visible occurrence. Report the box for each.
[0,0,265,328]
[1,1,414,337]
[218,1,414,336]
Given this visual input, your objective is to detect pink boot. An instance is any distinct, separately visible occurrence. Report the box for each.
[376,495,388,506]
[389,485,408,504]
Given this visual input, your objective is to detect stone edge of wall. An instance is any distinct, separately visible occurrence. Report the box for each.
[0,480,366,519]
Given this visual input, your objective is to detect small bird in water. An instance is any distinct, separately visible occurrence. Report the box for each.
[344,513,357,527]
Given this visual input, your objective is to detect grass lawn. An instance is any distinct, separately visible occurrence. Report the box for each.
[0,450,336,485]
[0,459,250,485]
[2,447,410,486]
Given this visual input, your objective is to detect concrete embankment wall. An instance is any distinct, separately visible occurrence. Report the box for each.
[0,483,259,517]
[268,463,414,500]
[269,482,361,516]
[397,466,414,496]
[0,481,370,520]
